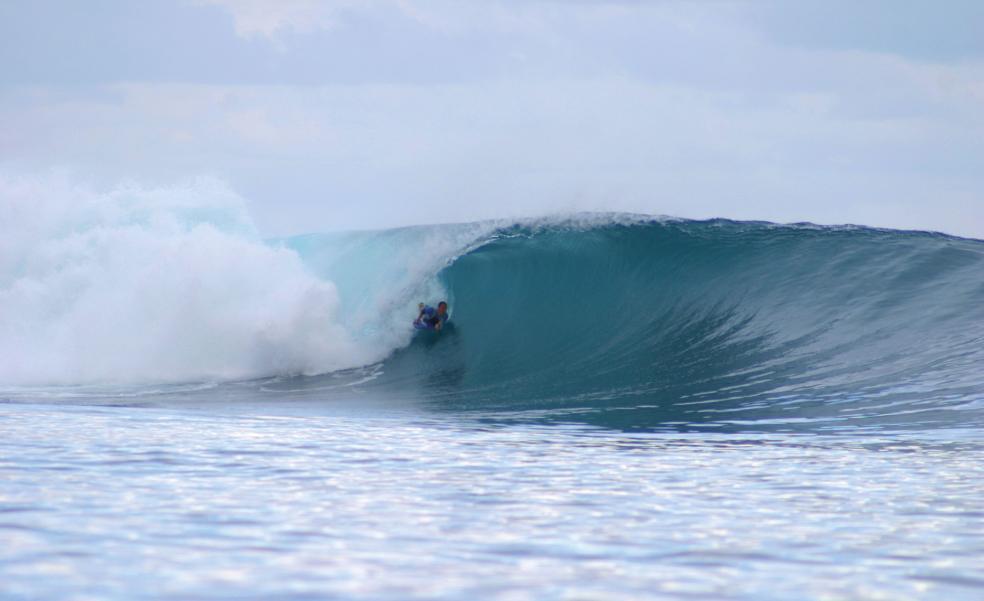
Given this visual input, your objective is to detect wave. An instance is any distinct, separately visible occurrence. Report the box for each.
[371,219,984,430]
[3,175,983,430]
[0,173,493,385]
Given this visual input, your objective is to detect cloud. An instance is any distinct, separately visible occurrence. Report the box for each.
[195,0,457,40]
[0,1,981,238]
[4,64,981,237]
[742,0,984,62]
[196,0,349,38]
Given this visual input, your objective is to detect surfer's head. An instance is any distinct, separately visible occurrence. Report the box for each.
[437,301,448,315]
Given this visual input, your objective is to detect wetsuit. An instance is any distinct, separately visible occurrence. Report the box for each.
[419,306,448,329]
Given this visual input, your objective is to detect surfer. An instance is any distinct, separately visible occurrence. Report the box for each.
[415,301,449,331]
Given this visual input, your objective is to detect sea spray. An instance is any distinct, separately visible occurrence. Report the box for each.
[0,175,364,384]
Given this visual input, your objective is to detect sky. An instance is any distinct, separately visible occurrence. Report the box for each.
[1,0,983,238]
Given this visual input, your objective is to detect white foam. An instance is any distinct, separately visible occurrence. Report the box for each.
[0,173,377,385]
[0,174,667,387]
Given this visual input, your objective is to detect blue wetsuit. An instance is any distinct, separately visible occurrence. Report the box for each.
[419,306,448,329]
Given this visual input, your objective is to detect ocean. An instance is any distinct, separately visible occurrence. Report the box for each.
[2,200,983,600]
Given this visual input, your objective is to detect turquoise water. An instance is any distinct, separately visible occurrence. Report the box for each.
[2,216,984,599]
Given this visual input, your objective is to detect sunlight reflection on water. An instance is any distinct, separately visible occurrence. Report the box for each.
[1,403,983,600]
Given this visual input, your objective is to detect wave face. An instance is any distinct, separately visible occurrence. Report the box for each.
[375,220,984,430]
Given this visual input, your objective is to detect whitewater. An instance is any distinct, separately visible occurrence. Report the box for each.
[2,179,984,600]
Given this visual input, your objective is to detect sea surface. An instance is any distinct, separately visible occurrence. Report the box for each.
[2,208,984,599]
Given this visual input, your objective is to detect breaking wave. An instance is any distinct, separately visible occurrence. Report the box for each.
[3,174,983,430]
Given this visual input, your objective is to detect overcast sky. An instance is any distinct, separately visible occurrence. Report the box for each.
[2,0,983,237]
